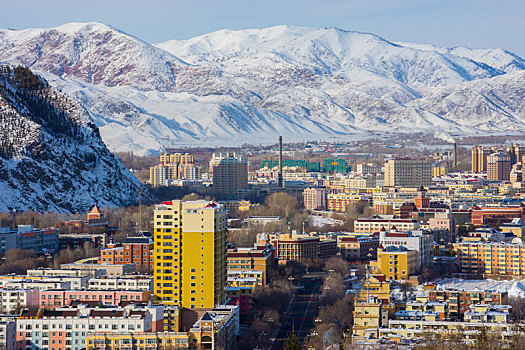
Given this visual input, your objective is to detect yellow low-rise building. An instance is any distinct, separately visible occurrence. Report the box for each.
[432,165,448,178]
[356,275,391,304]
[379,319,518,343]
[369,245,419,281]
[352,301,387,338]
[227,270,264,289]
[163,305,181,332]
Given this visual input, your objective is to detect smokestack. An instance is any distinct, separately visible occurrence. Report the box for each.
[278,136,283,188]
[454,142,458,171]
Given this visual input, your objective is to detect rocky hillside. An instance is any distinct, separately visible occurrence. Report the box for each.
[0,65,143,212]
[1,23,525,155]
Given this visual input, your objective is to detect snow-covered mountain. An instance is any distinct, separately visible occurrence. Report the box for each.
[0,65,144,213]
[1,23,524,155]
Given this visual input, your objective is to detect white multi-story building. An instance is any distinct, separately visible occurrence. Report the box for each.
[0,280,70,291]
[379,229,434,269]
[87,277,152,291]
[27,268,104,278]
[345,174,377,189]
[7,276,89,290]
[0,290,39,313]
[354,217,420,233]
[355,163,383,176]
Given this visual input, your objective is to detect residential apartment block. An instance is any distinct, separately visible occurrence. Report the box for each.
[384,158,432,188]
[16,303,163,350]
[457,241,525,276]
[209,153,248,196]
[227,244,273,287]
[303,187,327,210]
[99,236,154,271]
[153,200,228,308]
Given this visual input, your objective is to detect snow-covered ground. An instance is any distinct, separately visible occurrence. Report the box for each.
[309,215,344,228]
[435,278,525,298]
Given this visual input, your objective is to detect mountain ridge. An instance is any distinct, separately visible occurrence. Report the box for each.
[1,23,524,155]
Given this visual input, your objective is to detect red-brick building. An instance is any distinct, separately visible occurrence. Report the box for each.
[471,206,523,226]
[99,236,154,271]
[428,289,506,318]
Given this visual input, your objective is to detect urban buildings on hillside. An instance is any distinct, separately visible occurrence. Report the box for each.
[153,200,228,308]
[209,153,248,196]
[384,158,432,187]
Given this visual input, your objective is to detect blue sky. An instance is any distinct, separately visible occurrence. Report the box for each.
[2,0,524,56]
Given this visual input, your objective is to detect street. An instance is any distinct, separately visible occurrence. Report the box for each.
[272,272,324,348]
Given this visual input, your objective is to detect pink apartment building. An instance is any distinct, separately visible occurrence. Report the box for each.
[38,290,151,308]
[303,187,327,210]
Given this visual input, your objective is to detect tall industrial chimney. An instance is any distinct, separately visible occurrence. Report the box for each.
[454,142,458,171]
[278,136,283,188]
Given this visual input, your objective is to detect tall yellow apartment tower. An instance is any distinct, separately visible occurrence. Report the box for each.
[153,200,228,309]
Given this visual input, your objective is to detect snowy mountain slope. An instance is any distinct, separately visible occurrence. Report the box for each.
[0,22,188,91]
[156,26,504,88]
[0,66,144,213]
[397,42,525,73]
[1,23,525,155]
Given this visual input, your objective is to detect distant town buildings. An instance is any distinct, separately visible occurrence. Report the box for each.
[487,152,511,181]
[471,145,492,173]
[0,225,58,254]
[149,153,201,187]
[209,153,248,196]
[303,187,327,210]
[384,158,432,187]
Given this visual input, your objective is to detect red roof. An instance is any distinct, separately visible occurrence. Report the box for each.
[373,274,387,282]
[160,201,173,205]
[386,233,409,238]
